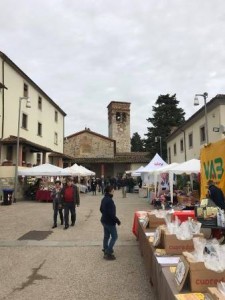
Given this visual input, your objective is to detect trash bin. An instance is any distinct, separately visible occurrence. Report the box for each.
[2,188,14,205]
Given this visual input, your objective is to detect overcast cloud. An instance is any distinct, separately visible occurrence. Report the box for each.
[1,0,225,138]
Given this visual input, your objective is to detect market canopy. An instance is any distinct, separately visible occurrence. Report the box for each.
[149,162,180,175]
[139,153,168,173]
[152,163,180,195]
[168,159,200,175]
[64,163,95,176]
[139,153,168,186]
[18,163,70,176]
[168,159,200,203]
[78,165,95,176]
[131,166,145,176]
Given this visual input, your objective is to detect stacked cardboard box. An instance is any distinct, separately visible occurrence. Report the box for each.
[207,287,225,300]
[147,211,166,228]
[183,254,225,293]
[161,231,203,255]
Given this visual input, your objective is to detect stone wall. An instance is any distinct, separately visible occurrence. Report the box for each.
[64,131,115,158]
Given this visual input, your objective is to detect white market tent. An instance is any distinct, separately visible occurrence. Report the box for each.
[18,163,70,176]
[78,165,95,176]
[151,162,180,195]
[64,163,95,177]
[131,166,145,177]
[64,163,83,176]
[168,159,200,175]
[168,159,200,202]
[139,153,168,185]
[140,153,168,172]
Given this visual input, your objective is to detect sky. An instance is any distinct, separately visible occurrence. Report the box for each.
[1,0,225,138]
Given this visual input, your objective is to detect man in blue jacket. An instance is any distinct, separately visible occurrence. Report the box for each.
[100,185,121,260]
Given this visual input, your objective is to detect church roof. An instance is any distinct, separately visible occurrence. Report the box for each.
[65,128,115,142]
[70,152,150,164]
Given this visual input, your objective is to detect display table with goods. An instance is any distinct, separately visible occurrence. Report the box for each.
[137,212,225,299]
[132,211,148,237]
[195,199,225,242]
[137,219,206,299]
[36,189,52,202]
[76,184,88,193]
[152,188,200,209]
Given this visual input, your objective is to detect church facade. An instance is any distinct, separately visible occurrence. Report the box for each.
[63,101,150,178]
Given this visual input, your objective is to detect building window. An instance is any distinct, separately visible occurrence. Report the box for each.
[54,132,58,145]
[55,111,58,122]
[180,139,184,152]
[173,143,177,156]
[188,133,193,148]
[116,112,121,122]
[200,126,206,143]
[116,112,126,123]
[22,113,28,129]
[6,145,13,161]
[37,153,41,165]
[37,122,42,136]
[168,147,171,163]
[23,83,28,97]
[38,96,42,110]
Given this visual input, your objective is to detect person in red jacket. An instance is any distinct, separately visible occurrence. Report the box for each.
[61,178,80,230]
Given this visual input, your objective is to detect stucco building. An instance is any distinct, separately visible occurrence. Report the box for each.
[0,51,69,194]
[167,94,225,163]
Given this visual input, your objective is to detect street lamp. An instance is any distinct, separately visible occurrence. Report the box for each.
[155,136,162,157]
[194,92,209,144]
[13,97,31,202]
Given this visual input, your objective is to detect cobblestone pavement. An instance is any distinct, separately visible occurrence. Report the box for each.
[0,190,155,300]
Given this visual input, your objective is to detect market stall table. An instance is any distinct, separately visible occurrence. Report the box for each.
[138,219,181,298]
[137,219,208,299]
[36,190,52,202]
[132,211,148,237]
[77,184,88,193]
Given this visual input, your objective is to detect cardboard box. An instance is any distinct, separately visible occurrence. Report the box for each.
[183,255,225,293]
[161,231,203,255]
[207,287,225,300]
[147,212,166,228]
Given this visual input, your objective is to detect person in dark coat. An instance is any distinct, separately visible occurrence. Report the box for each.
[91,177,97,195]
[207,180,225,209]
[61,178,80,229]
[51,180,63,228]
[100,185,121,260]
[207,180,225,244]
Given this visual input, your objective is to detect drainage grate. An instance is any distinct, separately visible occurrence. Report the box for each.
[18,230,53,241]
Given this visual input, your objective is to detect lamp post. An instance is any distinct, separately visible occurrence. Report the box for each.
[194,92,209,144]
[155,136,162,157]
[13,97,31,202]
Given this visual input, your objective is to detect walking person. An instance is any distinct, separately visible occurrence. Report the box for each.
[61,178,80,230]
[121,176,127,198]
[100,175,105,195]
[100,185,121,260]
[51,180,63,228]
[91,177,97,195]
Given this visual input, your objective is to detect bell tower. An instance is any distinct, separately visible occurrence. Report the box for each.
[107,101,131,153]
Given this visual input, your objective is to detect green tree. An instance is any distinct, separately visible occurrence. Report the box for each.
[144,94,185,160]
[131,132,145,152]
